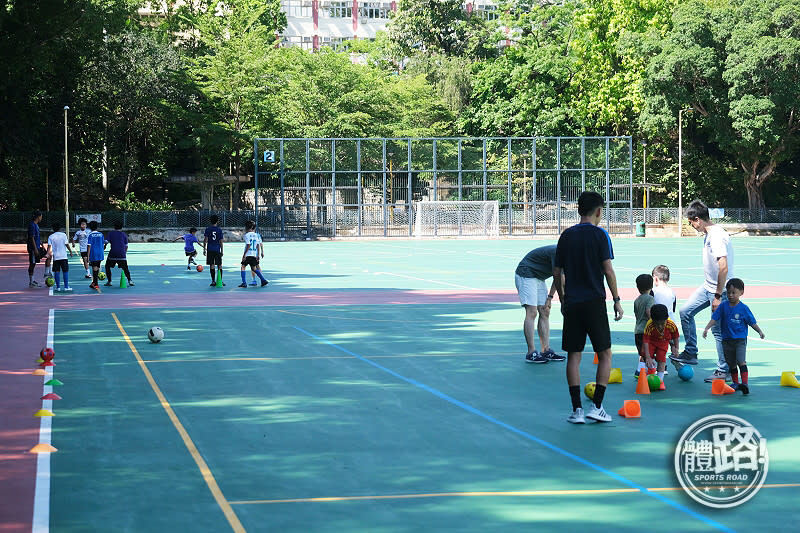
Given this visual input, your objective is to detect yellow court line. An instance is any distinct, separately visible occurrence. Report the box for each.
[111,313,245,533]
[229,483,800,505]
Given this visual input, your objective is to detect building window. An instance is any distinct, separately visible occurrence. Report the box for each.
[282,0,313,17]
[359,2,391,19]
[475,4,498,21]
[324,1,352,18]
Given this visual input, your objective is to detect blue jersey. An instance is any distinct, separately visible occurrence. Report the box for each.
[182,234,200,252]
[711,300,758,340]
[87,231,105,262]
[204,226,223,252]
[27,221,41,250]
[107,230,128,260]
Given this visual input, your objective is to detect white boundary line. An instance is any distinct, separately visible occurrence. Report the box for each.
[32,308,54,533]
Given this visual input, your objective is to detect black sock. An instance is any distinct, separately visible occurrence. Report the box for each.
[92,269,98,284]
[593,384,607,408]
[569,386,582,410]
[210,268,216,282]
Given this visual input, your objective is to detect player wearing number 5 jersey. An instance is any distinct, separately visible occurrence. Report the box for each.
[203,215,224,286]
[239,221,268,288]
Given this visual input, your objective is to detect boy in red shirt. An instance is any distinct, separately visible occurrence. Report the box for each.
[643,304,680,390]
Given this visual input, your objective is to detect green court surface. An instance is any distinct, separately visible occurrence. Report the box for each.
[47,237,800,532]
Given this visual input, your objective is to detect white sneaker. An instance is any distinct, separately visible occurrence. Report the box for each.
[586,404,612,423]
[63,287,72,292]
[54,287,62,292]
[567,408,585,424]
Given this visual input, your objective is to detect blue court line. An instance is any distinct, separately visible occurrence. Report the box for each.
[293,326,736,533]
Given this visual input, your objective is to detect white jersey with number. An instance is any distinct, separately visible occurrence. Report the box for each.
[48,232,69,261]
[73,228,91,252]
[243,231,262,258]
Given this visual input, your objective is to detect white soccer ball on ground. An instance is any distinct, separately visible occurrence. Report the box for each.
[148,327,164,343]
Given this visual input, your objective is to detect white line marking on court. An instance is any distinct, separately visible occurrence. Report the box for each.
[32,308,54,533]
[373,272,478,290]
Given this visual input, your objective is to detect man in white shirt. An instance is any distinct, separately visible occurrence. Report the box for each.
[670,200,734,382]
[238,221,268,288]
[47,222,75,291]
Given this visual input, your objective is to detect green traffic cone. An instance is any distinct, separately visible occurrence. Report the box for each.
[215,268,223,287]
[119,274,127,289]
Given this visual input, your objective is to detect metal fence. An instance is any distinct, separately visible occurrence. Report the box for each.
[4,208,800,238]
[253,136,634,238]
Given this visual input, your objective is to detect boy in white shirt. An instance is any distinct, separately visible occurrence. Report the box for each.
[238,221,268,288]
[652,265,678,324]
[72,217,92,278]
[46,222,75,291]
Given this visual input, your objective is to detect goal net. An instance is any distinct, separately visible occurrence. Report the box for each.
[413,200,500,237]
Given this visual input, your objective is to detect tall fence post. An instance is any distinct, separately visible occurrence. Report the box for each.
[279,139,285,240]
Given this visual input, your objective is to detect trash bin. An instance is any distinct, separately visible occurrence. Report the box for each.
[636,221,646,237]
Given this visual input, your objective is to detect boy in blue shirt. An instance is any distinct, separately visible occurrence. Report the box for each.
[175,227,203,270]
[203,215,224,286]
[703,278,765,395]
[85,220,107,291]
[105,220,134,287]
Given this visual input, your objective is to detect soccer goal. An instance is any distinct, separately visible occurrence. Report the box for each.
[413,200,500,238]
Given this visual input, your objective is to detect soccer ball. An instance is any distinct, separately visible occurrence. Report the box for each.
[45,276,55,287]
[98,271,106,280]
[196,264,204,272]
[147,327,164,343]
[584,382,596,400]
[40,347,55,362]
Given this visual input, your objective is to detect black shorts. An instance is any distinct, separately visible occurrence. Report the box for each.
[241,256,259,268]
[52,259,69,272]
[89,260,102,268]
[206,251,222,266]
[561,298,612,354]
[635,333,644,357]
[80,251,88,258]
[106,259,128,269]
[185,250,197,257]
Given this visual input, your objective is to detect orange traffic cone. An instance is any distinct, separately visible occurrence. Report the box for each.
[636,370,650,395]
[617,400,641,418]
[593,352,598,364]
[711,379,735,395]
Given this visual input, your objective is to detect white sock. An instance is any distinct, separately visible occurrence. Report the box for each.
[658,371,665,381]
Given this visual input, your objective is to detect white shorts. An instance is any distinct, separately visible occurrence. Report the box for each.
[515,274,548,307]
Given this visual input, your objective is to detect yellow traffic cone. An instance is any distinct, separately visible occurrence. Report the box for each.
[780,371,800,388]
[608,368,623,383]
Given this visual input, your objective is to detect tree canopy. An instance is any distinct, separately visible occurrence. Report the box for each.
[1,0,798,211]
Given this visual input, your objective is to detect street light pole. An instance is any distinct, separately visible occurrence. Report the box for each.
[678,107,693,236]
[641,140,647,210]
[63,106,70,238]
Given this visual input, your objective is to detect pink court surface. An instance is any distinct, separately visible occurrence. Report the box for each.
[1,237,800,532]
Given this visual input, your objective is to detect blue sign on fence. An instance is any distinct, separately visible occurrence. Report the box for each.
[263,150,275,163]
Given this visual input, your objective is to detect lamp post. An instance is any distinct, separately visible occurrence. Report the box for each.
[678,107,693,235]
[63,106,70,237]
[641,140,647,211]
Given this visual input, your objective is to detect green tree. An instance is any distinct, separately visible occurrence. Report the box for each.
[187,0,286,207]
[388,0,500,59]
[641,0,800,208]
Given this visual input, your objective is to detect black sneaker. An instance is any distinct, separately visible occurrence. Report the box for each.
[261,279,269,287]
[238,283,248,288]
[210,282,216,286]
[739,383,749,395]
[525,351,548,364]
[104,281,112,286]
[670,351,698,365]
[541,349,566,361]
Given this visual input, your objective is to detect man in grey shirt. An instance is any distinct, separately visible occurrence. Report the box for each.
[515,245,566,363]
